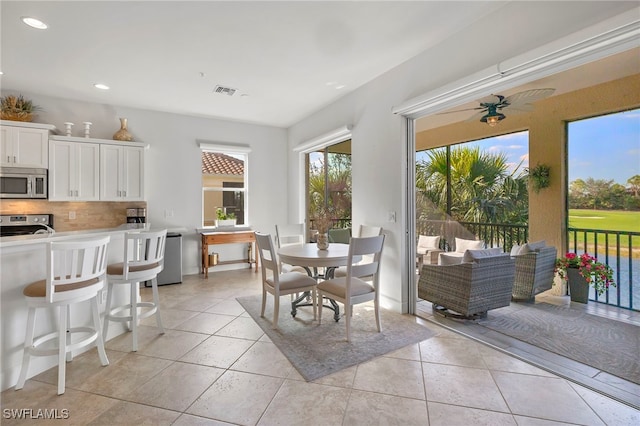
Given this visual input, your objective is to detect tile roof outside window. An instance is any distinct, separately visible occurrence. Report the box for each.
[202,152,244,175]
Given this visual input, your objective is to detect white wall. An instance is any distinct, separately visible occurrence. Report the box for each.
[286,2,639,312]
[1,92,289,275]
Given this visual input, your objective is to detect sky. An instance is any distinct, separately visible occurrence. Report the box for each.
[416,108,640,185]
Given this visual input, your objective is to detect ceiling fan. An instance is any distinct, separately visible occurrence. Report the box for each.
[441,88,556,127]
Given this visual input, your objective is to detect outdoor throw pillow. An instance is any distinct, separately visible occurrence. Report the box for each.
[462,247,503,263]
[438,253,464,265]
[510,244,522,256]
[519,240,546,254]
[454,237,484,253]
[417,235,440,254]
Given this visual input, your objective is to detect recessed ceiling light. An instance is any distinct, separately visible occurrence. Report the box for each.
[21,16,48,30]
[0,71,3,76]
[94,83,110,90]
[335,85,346,90]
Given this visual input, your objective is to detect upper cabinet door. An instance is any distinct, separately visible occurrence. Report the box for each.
[100,144,145,201]
[0,122,53,168]
[49,140,100,201]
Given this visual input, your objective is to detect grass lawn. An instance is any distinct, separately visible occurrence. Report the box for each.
[568,209,640,233]
[568,209,640,257]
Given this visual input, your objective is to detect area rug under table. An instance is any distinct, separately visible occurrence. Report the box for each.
[476,302,640,385]
[236,294,436,381]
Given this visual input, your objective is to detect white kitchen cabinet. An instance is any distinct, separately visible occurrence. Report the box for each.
[49,139,100,201]
[0,121,55,168]
[100,144,144,201]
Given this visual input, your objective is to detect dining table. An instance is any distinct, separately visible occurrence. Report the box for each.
[277,242,355,321]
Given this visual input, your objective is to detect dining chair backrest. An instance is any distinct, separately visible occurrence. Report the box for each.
[255,232,279,282]
[346,235,385,287]
[46,236,111,304]
[358,224,383,238]
[275,223,305,247]
[120,229,167,281]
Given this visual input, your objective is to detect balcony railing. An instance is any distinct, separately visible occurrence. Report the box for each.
[417,219,638,312]
[568,227,639,311]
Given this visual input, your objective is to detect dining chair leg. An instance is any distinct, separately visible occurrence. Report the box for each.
[57,304,67,395]
[345,302,351,343]
[273,295,280,329]
[260,288,267,317]
[317,292,323,324]
[374,298,382,332]
[311,288,317,320]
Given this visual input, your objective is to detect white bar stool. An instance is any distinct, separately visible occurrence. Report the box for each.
[103,229,167,351]
[15,235,111,395]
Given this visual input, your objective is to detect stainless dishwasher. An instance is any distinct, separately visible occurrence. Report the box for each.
[157,232,183,285]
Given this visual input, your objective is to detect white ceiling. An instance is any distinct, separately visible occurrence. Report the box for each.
[1,1,638,129]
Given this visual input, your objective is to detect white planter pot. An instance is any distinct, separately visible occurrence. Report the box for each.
[215,219,236,227]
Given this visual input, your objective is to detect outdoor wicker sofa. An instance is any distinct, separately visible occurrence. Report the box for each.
[418,251,516,319]
[511,245,557,302]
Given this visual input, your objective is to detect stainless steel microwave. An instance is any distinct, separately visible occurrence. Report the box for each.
[0,167,47,199]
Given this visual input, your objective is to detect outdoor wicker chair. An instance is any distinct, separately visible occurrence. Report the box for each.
[418,251,515,319]
[511,245,557,302]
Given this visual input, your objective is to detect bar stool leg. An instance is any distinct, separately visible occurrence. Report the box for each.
[131,282,138,352]
[150,278,165,333]
[91,297,109,366]
[15,307,37,390]
[66,306,73,363]
[57,305,67,395]
[102,284,113,341]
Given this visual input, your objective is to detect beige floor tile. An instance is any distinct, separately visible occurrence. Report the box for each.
[568,382,640,425]
[104,324,164,352]
[214,316,265,340]
[512,416,578,425]
[258,379,350,426]
[477,346,555,377]
[187,370,283,424]
[168,294,226,312]
[385,342,421,361]
[139,307,199,329]
[427,401,517,426]
[136,329,209,360]
[78,353,172,399]
[125,362,224,412]
[179,335,253,368]
[353,356,425,400]
[419,336,486,368]
[230,341,294,378]
[31,348,127,390]
[492,371,605,425]
[205,299,246,316]
[173,312,235,334]
[345,389,429,425]
[87,400,180,425]
[423,363,509,412]
[173,413,234,425]
[312,364,357,388]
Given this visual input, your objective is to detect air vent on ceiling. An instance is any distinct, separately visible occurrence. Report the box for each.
[213,85,237,96]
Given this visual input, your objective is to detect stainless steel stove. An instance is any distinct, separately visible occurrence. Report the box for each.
[0,214,54,236]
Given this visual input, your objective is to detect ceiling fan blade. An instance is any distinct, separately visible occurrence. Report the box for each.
[436,106,485,115]
[465,110,488,122]
[502,104,535,113]
[477,94,504,105]
[504,88,555,107]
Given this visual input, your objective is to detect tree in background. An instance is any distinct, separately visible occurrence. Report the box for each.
[569,177,639,211]
[417,146,528,225]
[308,152,352,228]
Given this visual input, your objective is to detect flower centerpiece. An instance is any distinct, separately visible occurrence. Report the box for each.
[312,206,334,250]
[555,252,615,301]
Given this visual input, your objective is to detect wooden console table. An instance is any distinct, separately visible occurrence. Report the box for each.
[201,230,258,278]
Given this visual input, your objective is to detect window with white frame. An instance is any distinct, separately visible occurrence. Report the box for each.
[200,143,250,227]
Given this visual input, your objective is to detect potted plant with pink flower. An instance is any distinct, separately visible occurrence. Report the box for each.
[555,252,615,303]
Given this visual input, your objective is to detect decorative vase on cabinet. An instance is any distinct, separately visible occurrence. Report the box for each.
[113,118,133,141]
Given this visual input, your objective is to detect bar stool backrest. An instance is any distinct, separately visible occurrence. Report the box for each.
[121,230,167,281]
[46,236,111,304]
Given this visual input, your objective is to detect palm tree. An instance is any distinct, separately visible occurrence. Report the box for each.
[417,146,528,225]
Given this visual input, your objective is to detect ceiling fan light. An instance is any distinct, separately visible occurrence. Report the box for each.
[481,111,505,127]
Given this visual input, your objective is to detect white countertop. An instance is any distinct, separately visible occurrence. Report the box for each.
[0,224,186,248]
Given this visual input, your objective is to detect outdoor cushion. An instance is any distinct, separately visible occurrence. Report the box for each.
[462,247,503,263]
[519,240,546,254]
[454,237,484,253]
[510,244,521,256]
[438,252,465,265]
[328,228,351,244]
[417,235,440,254]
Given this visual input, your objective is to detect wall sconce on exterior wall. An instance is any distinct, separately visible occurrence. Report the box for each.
[528,163,551,193]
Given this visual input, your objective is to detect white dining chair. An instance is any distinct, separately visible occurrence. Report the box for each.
[275,223,307,275]
[102,229,167,351]
[255,232,318,329]
[333,224,383,278]
[15,235,111,395]
[317,234,385,342]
